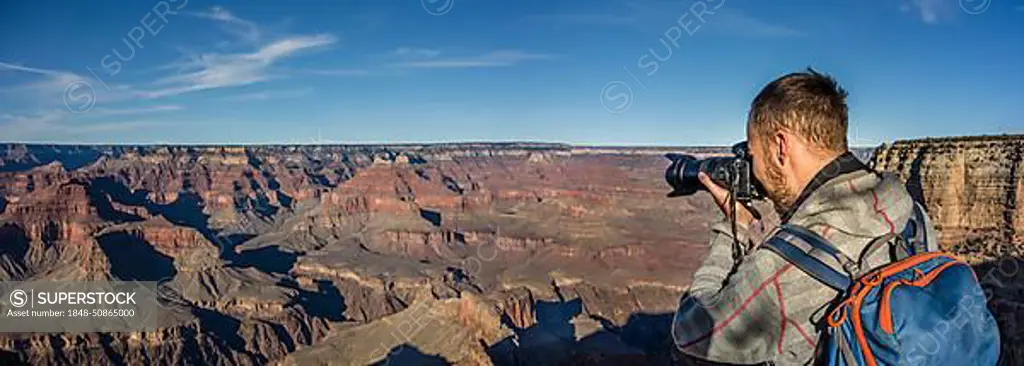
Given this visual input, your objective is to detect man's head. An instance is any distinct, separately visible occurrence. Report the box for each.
[746,68,849,211]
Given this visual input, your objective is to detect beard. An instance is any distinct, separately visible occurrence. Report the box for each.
[762,158,797,213]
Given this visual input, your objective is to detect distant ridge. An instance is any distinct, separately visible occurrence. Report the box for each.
[886,134,1024,145]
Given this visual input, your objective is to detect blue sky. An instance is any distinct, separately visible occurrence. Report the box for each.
[0,0,1022,145]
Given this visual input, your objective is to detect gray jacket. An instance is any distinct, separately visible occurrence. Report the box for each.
[671,153,938,365]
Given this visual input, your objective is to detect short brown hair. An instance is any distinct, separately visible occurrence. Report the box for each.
[748,68,849,153]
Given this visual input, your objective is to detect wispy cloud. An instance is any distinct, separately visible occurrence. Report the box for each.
[139,6,338,99]
[2,7,336,104]
[140,33,336,98]
[0,61,65,77]
[221,88,312,102]
[1,6,335,142]
[390,50,553,68]
[0,105,179,141]
[900,0,953,24]
[0,61,86,96]
[188,6,262,43]
[0,61,140,104]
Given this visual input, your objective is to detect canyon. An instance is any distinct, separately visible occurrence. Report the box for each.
[0,136,1019,365]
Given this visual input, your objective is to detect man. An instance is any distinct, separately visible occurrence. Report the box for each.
[671,69,938,365]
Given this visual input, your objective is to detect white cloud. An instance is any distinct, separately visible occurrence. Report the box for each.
[0,61,65,77]
[901,0,952,24]
[139,9,337,98]
[0,106,178,141]
[0,61,141,106]
[390,50,553,68]
[0,61,86,95]
[250,34,336,60]
[0,6,332,141]
[189,6,262,42]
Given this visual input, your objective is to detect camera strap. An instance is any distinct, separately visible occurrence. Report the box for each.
[729,190,744,263]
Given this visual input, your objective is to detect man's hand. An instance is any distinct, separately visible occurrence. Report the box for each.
[698,172,755,227]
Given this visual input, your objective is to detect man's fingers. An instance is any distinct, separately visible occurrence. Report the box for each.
[699,172,755,226]
[698,172,730,203]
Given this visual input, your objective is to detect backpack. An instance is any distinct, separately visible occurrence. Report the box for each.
[764,204,1001,365]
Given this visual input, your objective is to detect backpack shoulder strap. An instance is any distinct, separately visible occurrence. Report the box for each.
[901,202,929,255]
[763,225,854,291]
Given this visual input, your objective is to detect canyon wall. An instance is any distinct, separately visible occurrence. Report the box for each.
[872,135,1024,260]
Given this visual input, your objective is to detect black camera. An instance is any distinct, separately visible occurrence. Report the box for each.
[664,141,764,203]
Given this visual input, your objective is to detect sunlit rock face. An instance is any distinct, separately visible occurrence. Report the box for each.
[0,143,721,365]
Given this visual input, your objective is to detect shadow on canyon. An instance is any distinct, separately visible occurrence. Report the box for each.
[297,279,347,322]
[972,256,1024,366]
[89,177,299,274]
[905,145,930,211]
[96,231,176,282]
[0,224,30,265]
[372,344,449,366]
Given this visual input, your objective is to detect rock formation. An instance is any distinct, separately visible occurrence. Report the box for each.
[872,135,1024,260]
[0,143,715,365]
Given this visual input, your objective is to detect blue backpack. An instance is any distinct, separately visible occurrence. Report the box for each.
[765,205,1001,365]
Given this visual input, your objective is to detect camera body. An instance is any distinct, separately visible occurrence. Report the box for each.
[664,141,764,203]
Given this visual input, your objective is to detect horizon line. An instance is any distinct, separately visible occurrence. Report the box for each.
[0,140,887,149]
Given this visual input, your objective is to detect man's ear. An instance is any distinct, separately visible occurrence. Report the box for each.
[774,132,789,166]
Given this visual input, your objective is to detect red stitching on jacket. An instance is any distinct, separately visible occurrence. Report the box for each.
[774,278,786,354]
[787,318,816,347]
[871,190,896,234]
[680,263,795,349]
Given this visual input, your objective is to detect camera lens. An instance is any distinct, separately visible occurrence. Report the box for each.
[664,154,735,197]
[665,153,698,197]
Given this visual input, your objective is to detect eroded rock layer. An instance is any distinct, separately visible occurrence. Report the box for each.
[0,143,722,365]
